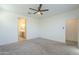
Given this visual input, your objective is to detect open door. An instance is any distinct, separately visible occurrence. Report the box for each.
[17,17,26,44]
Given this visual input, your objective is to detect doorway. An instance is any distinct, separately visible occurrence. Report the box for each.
[17,17,26,43]
[65,19,78,46]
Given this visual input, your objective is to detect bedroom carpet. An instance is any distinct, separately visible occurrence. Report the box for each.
[0,38,79,55]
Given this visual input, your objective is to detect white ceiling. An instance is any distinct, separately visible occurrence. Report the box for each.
[0,4,79,19]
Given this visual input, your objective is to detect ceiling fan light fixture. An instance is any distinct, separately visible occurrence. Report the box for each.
[37,11,41,15]
[37,11,43,15]
[29,4,49,16]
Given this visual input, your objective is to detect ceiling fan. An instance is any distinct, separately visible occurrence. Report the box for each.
[29,4,49,15]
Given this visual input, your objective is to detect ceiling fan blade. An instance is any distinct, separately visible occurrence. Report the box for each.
[33,12,38,14]
[38,4,42,10]
[40,9,49,12]
[29,8,37,11]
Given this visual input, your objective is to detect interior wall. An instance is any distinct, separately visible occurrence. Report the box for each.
[27,16,39,39]
[40,9,79,43]
[0,10,39,45]
[0,10,19,45]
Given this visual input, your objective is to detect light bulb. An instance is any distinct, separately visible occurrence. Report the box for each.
[37,12,41,15]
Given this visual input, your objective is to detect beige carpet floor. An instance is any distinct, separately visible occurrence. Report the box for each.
[0,38,79,55]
